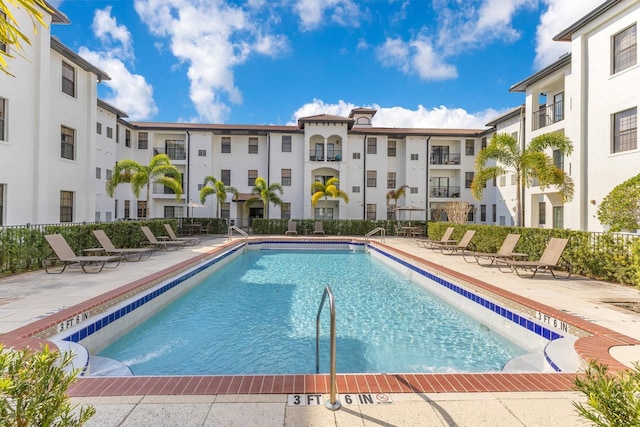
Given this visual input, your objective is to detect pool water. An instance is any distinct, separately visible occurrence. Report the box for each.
[98,250,526,375]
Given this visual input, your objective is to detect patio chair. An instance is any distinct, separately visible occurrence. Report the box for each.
[163,223,201,246]
[313,221,325,235]
[92,229,154,261]
[43,234,122,274]
[140,226,187,251]
[496,237,571,278]
[285,221,298,236]
[462,233,525,266]
[432,229,476,255]
[416,227,454,248]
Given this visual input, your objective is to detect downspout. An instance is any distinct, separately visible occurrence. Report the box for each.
[425,136,431,221]
[519,106,526,227]
[362,135,367,219]
[267,132,271,219]
[186,129,191,219]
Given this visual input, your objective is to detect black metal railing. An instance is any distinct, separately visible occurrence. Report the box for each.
[308,150,342,162]
[429,186,461,198]
[532,100,564,131]
[430,152,460,165]
[153,147,186,160]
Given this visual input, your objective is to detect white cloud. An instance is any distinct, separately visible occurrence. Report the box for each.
[534,0,603,69]
[293,0,361,31]
[289,99,500,129]
[78,8,157,121]
[133,0,288,123]
[376,36,457,80]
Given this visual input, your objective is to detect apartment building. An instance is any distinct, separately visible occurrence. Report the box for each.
[1,0,638,232]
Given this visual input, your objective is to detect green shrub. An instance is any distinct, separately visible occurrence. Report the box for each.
[0,344,95,426]
[573,361,640,427]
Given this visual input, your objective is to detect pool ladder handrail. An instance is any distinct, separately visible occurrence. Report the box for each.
[315,285,341,411]
[365,227,385,243]
[227,225,248,242]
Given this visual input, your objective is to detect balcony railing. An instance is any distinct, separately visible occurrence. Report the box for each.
[153,183,178,195]
[430,152,460,165]
[429,186,460,198]
[532,100,564,131]
[153,147,186,160]
[309,150,342,162]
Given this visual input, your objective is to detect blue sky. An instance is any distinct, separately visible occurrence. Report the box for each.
[49,0,603,128]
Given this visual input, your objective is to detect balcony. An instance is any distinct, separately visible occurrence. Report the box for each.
[532,100,564,131]
[309,149,342,162]
[153,146,186,161]
[429,186,460,198]
[430,152,460,165]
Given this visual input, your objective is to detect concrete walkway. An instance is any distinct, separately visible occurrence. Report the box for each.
[1,235,639,426]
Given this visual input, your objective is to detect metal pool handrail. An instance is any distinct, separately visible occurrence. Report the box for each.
[365,227,385,243]
[316,285,341,411]
[227,226,248,242]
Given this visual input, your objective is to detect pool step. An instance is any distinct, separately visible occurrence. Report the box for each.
[502,353,549,372]
[88,355,133,376]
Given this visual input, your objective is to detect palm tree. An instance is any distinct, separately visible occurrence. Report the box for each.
[1,0,50,75]
[244,177,284,219]
[199,176,239,218]
[386,185,410,220]
[471,132,574,227]
[311,177,349,218]
[106,153,183,218]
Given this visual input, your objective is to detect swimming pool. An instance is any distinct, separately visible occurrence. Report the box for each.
[96,249,526,375]
[44,239,584,378]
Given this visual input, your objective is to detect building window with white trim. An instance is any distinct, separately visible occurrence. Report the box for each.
[96,167,101,179]
[387,140,396,157]
[221,137,231,153]
[282,135,291,152]
[138,132,148,149]
[352,186,360,193]
[62,61,75,97]
[613,107,637,153]
[410,187,418,194]
[125,129,131,147]
[613,24,637,74]
[366,204,376,220]
[61,125,75,160]
[137,201,147,218]
[221,169,231,186]
[221,202,230,219]
[367,170,377,187]
[248,169,258,186]
[465,139,474,155]
[248,137,258,154]
[198,149,206,156]
[60,191,74,222]
[96,122,102,135]
[410,153,419,160]
[538,202,546,225]
[107,127,113,139]
[387,172,396,189]
[281,169,291,186]
[367,137,377,154]
[353,152,360,159]
[0,98,6,141]
[281,202,291,219]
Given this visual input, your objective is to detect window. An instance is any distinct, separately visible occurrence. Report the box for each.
[96,122,102,135]
[366,204,376,220]
[613,107,637,152]
[467,209,474,222]
[367,170,377,187]
[281,169,291,186]
[410,187,418,194]
[387,172,396,189]
[353,152,361,159]
[465,139,475,155]
[314,208,333,220]
[221,169,231,186]
[165,140,185,160]
[282,135,291,152]
[539,202,546,225]
[352,186,360,193]
[553,149,564,170]
[387,204,395,220]
[198,149,206,157]
[164,206,183,218]
[125,129,131,147]
[106,212,112,222]
[248,169,258,186]
[137,201,147,218]
[248,137,258,154]
[553,206,564,229]
[613,24,637,74]
[481,136,487,149]
[106,169,112,180]
[0,98,5,141]
[96,167,101,179]
[124,200,130,218]
[221,137,231,153]
[281,202,291,220]
[387,140,396,156]
[221,202,230,219]
[138,132,148,149]
[61,62,75,97]
[410,153,419,160]
[60,191,73,222]
[465,172,474,188]
[492,204,496,223]
[60,125,75,160]
[480,204,486,222]
[367,137,377,154]
[95,211,101,222]
[106,127,113,138]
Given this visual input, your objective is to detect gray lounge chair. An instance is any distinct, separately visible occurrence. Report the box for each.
[462,233,525,266]
[285,221,298,236]
[92,229,153,261]
[141,226,187,251]
[313,221,324,235]
[432,230,476,255]
[416,227,454,248]
[164,223,200,245]
[43,234,121,273]
[496,237,571,278]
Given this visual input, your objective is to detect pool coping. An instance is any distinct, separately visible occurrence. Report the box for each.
[1,237,637,397]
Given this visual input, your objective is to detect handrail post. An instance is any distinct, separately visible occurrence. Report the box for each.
[316,286,341,411]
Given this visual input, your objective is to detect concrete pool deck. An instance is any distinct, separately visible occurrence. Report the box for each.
[1,234,639,426]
